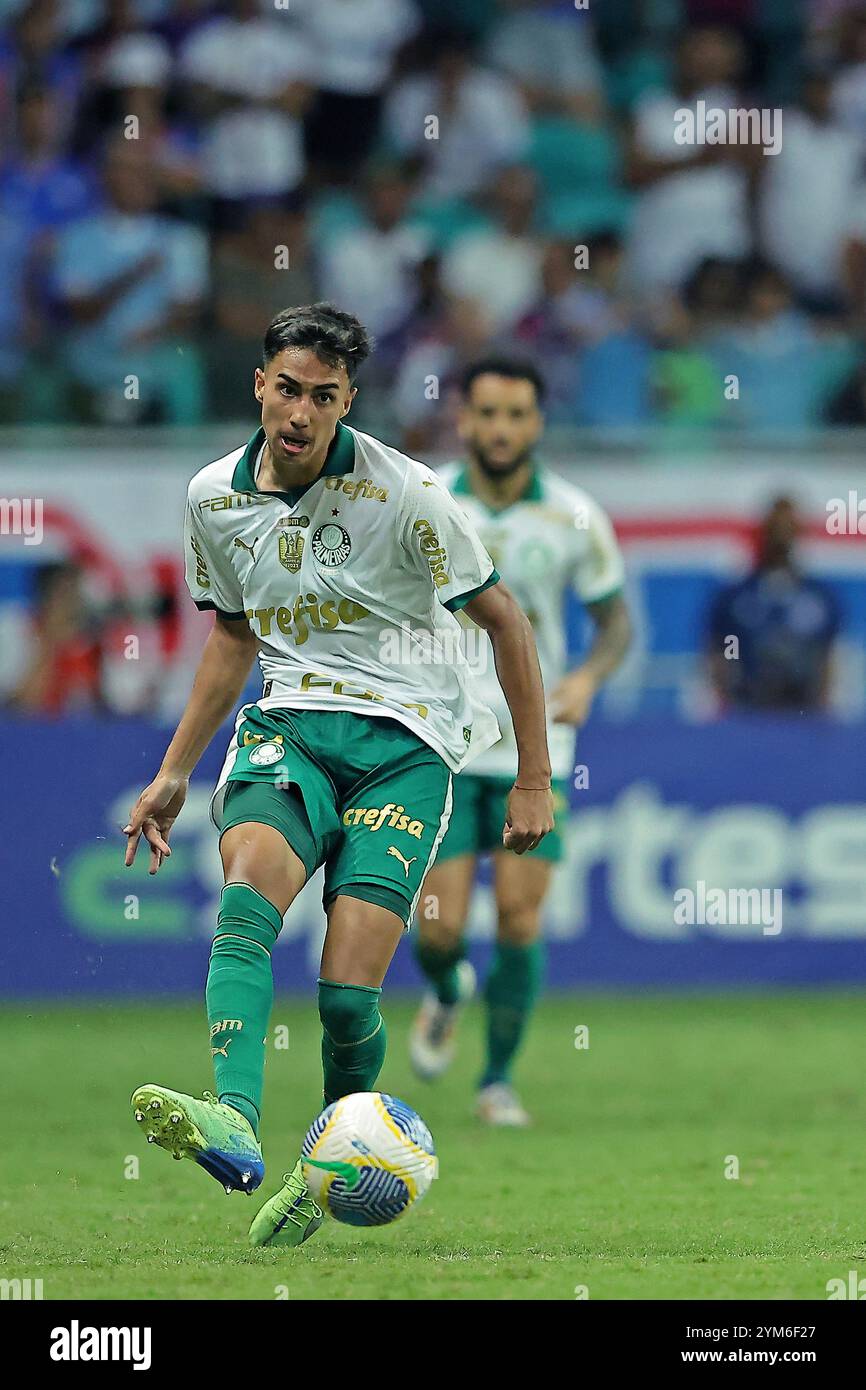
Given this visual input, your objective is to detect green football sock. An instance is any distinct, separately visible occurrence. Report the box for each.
[206,883,282,1139]
[480,941,544,1088]
[318,978,386,1105]
[414,938,465,1007]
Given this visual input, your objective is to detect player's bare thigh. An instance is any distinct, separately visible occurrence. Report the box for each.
[220,821,307,915]
[320,896,406,988]
[492,852,553,945]
[415,855,477,950]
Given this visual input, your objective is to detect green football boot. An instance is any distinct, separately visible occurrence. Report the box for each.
[248,1159,324,1247]
[131,1083,264,1193]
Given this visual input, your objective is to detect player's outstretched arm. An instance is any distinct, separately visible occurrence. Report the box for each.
[463,580,554,855]
[123,615,258,875]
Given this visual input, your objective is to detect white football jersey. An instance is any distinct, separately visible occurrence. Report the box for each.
[438,462,625,778]
[184,421,501,773]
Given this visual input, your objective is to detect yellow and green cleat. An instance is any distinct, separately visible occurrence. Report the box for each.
[131,1083,264,1194]
[248,1159,324,1247]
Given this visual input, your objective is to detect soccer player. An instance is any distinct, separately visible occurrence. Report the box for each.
[409,357,632,1126]
[122,305,554,1246]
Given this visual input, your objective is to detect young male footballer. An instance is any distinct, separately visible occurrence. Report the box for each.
[122,306,554,1247]
[410,358,632,1126]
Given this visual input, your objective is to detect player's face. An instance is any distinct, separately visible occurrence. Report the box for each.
[255,348,355,471]
[458,374,543,476]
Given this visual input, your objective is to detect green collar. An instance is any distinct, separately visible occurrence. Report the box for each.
[232,419,356,505]
[451,462,543,514]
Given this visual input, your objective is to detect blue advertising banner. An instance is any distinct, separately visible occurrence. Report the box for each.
[2,715,864,996]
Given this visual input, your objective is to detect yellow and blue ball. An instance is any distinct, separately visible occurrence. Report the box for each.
[301,1092,437,1226]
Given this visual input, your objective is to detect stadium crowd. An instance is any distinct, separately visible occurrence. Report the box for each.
[3,0,866,441]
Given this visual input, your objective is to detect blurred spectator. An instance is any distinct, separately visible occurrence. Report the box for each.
[709,259,826,430]
[651,257,743,426]
[485,0,606,120]
[825,354,866,423]
[624,26,752,294]
[0,82,96,235]
[297,0,420,178]
[178,0,312,106]
[179,0,313,219]
[515,231,630,420]
[706,496,841,711]
[383,27,530,199]
[53,136,207,423]
[87,33,203,205]
[154,0,215,55]
[6,562,105,716]
[391,295,491,453]
[68,0,146,69]
[759,67,864,315]
[0,81,97,420]
[829,6,866,141]
[0,0,84,141]
[208,199,316,418]
[319,162,432,340]
[440,164,542,333]
[0,210,36,421]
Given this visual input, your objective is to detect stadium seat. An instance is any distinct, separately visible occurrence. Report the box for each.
[528,117,622,200]
[541,188,634,239]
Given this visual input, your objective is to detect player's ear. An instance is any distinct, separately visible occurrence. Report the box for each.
[340,386,357,418]
[254,367,265,402]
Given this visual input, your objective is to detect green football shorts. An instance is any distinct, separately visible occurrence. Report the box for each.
[211,706,453,926]
[435,773,569,863]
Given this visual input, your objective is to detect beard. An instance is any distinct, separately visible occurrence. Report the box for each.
[470,439,535,478]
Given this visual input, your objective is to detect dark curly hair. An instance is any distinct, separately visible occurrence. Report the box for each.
[263,303,374,382]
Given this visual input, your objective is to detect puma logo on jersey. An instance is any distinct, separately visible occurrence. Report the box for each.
[233,536,259,557]
[387,845,417,876]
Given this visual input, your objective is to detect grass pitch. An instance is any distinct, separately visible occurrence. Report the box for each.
[1,992,863,1301]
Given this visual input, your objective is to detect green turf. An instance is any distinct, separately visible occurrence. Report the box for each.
[0,992,863,1300]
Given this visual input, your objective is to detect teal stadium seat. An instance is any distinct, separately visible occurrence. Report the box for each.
[409,196,491,251]
[529,117,621,200]
[542,188,634,239]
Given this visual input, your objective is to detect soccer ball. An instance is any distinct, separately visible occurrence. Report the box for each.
[301,1092,437,1226]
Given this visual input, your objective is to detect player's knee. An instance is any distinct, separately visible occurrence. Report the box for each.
[416,914,464,953]
[496,903,542,947]
[318,979,382,1045]
[220,825,303,914]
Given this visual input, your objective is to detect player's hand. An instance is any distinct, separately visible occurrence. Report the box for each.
[123,774,188,875]
[550,667,598,726]
[502,785,555,855]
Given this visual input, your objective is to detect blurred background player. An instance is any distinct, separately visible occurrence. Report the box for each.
[409,356,632,1125]
[706,495,841,712]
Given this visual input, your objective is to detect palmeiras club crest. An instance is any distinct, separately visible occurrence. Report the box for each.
[312,522,352,567]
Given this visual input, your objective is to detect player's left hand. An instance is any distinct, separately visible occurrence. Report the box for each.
[502,785,555,855]
[123,774,188,875]
[550,667,598,726]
